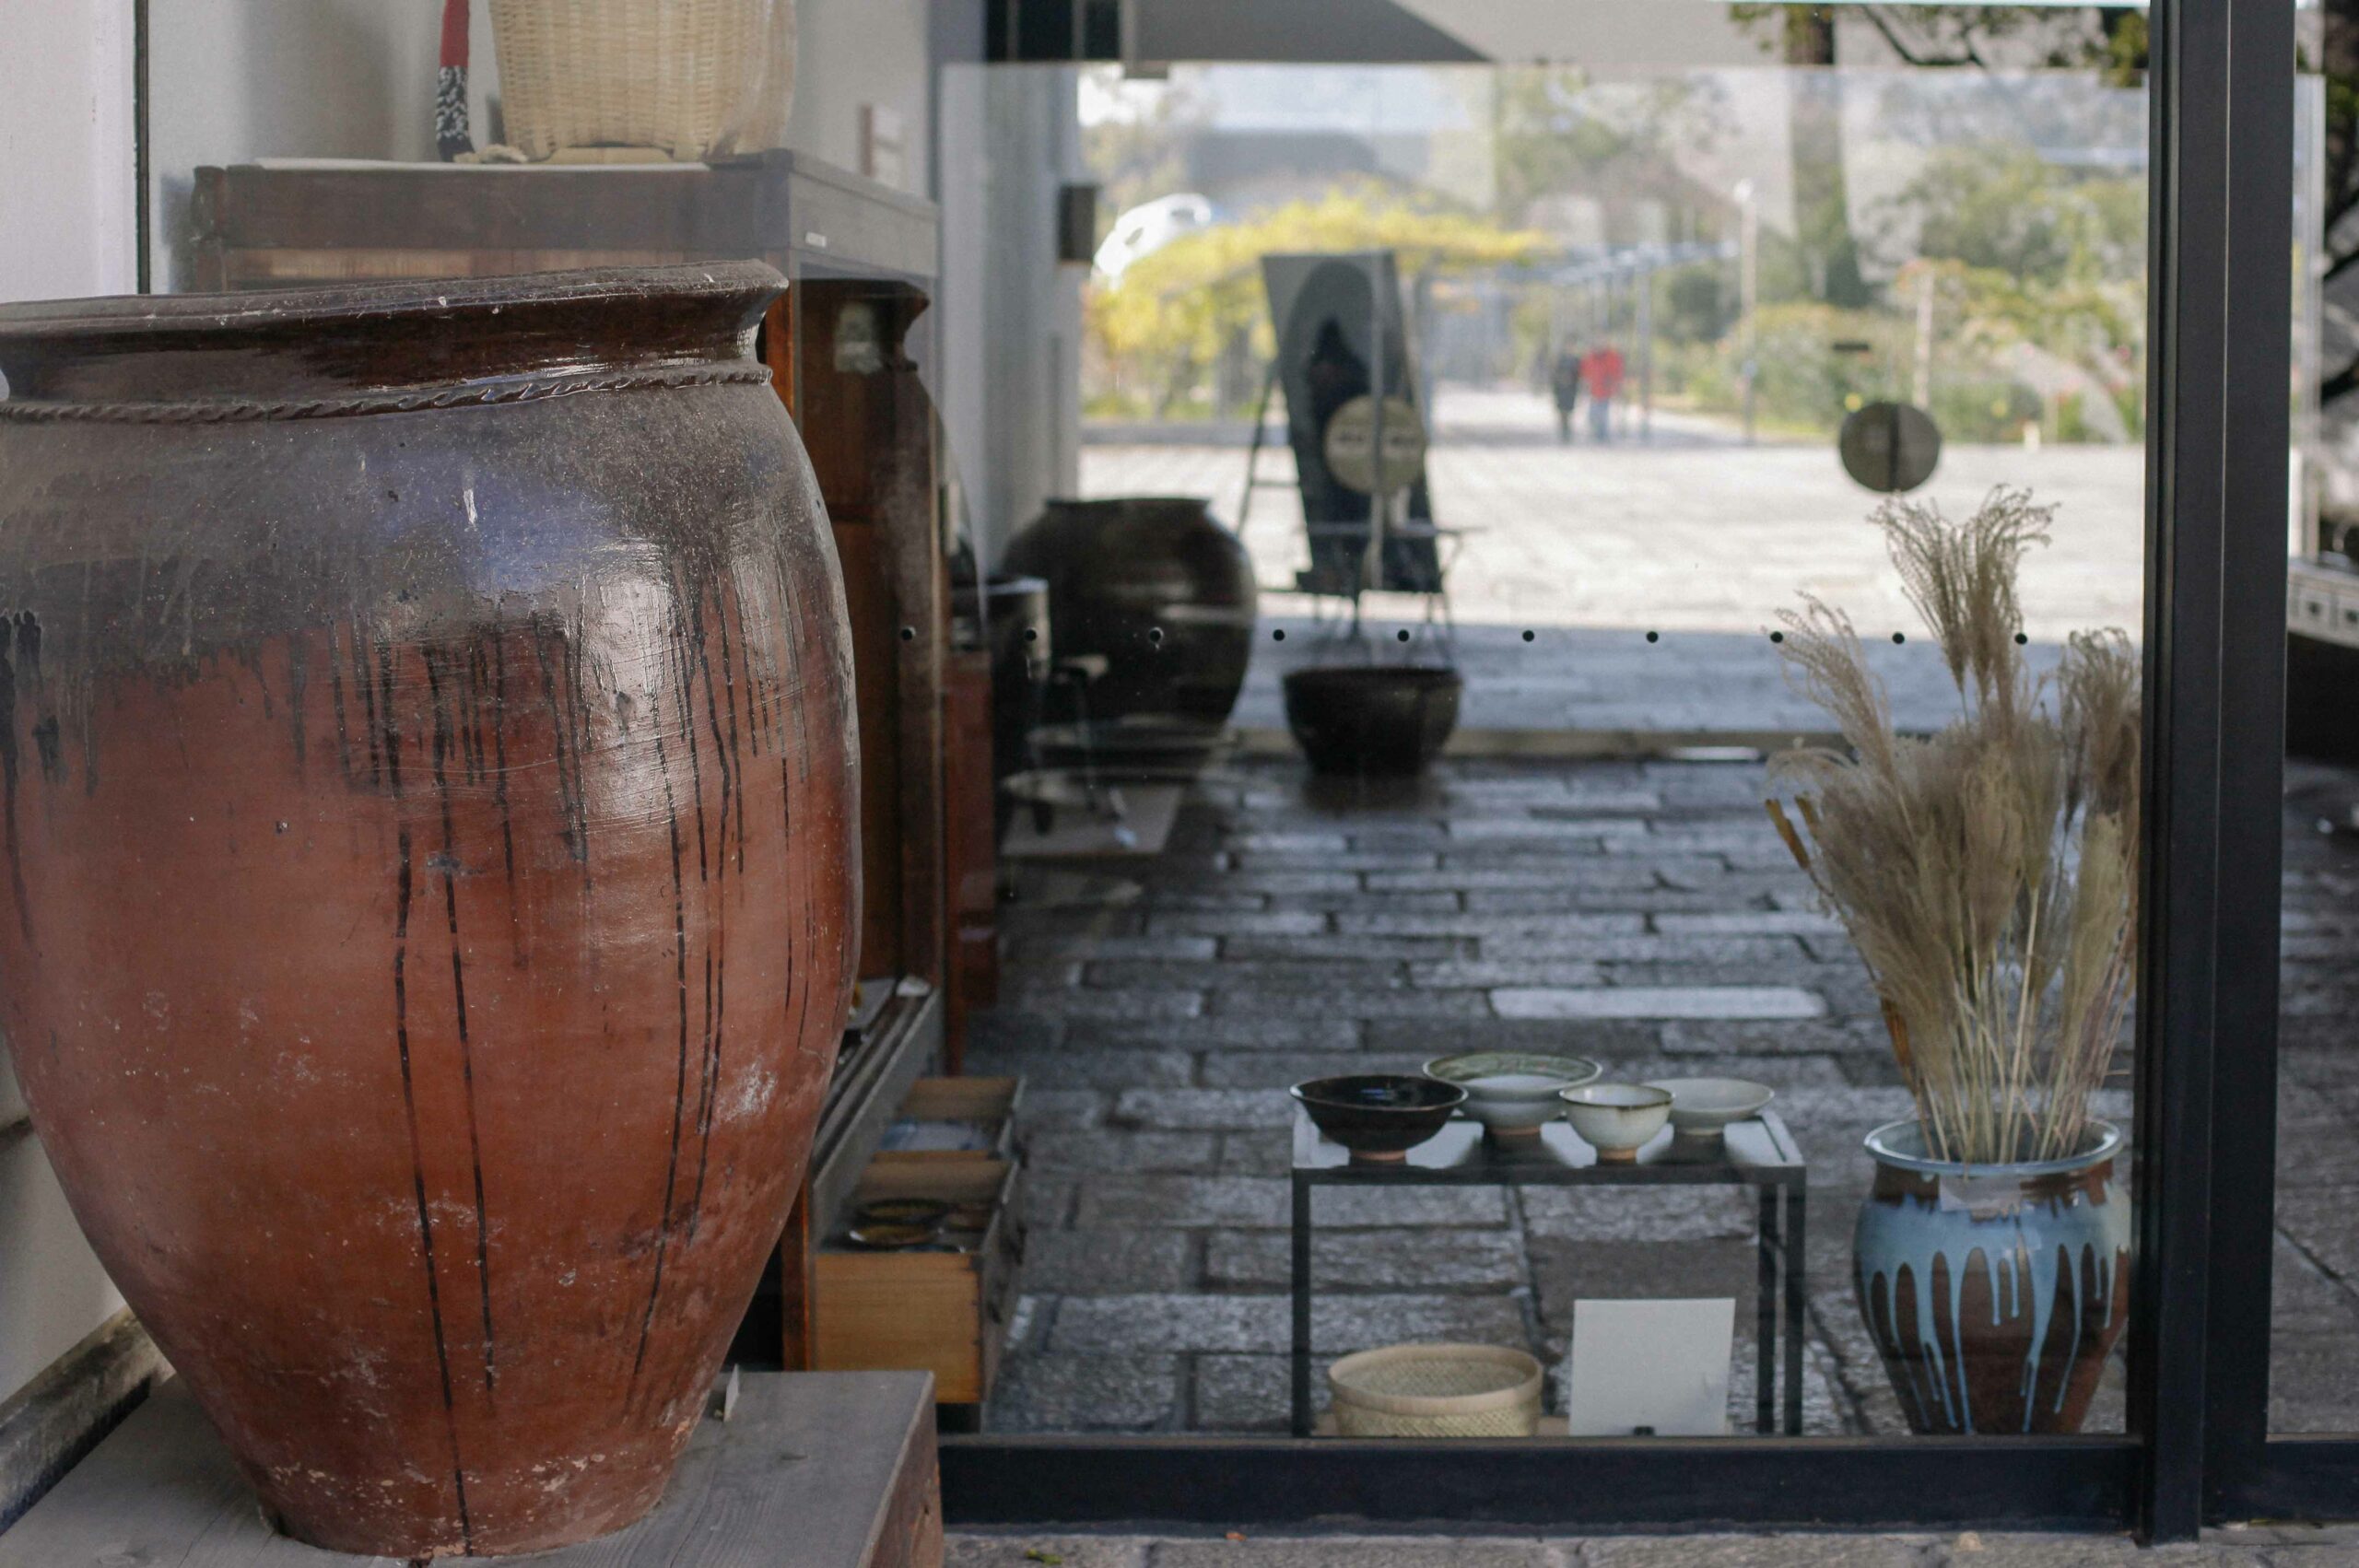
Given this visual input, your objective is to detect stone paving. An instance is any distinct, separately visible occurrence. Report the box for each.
[1082,386,2146,736]
[946,1525,2359,1566]
[970,752,2359,1439]
[948,1525,2359,1566]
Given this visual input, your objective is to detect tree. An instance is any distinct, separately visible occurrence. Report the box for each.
[1726,5,1870,307]
[1488,69,1729,233]
[1086,186,1549,417]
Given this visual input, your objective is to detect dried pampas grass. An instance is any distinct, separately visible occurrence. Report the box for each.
[1768,486,2137,1165]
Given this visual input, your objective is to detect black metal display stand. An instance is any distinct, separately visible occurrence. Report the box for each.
[1289,1110,1808,1439]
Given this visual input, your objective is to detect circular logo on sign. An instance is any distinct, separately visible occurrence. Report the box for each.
[1838,401,1942,494]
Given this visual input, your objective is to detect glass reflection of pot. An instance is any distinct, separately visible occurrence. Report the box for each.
[1001,496,1257,728]
[951,573,1050,800]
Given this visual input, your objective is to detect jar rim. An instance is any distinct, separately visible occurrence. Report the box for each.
[0,263,784,414]
[1862,1117,2124,1177]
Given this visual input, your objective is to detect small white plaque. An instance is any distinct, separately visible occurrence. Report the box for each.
[1563,1298,1736,1436]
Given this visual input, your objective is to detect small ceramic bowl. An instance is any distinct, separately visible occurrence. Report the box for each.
[1292,1074,1468,1163]
[1424,1052,1602,1139]
[1646,1078,1776,1145]
[1559,1082,1674,1164]
[857,1197,952,1231]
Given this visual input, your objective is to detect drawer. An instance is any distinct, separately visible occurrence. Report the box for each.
[813,1156,1025,1406]
[873,1075,1024,1165]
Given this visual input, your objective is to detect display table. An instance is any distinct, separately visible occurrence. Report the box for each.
[1290,1110,1807,1437]
[0,1372,941,1567]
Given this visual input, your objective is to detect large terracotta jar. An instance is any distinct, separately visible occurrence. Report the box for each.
[0,264,859,1557]
[1854,1119,2130,1435]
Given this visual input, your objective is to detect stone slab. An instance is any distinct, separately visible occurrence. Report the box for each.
[1205,1228,1527,1291]
[1050,1292,1529,1356]
[0,1374,936,1568]
[1019,1230,1198,1295]
[1111,1089,1295,1130]
[1494,987,1826,1021]
[983,1352,1183,1433]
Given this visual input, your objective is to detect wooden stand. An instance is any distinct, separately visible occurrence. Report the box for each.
[0,1374,941,1567]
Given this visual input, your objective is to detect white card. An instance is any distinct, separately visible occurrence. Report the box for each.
[1563,1298,1737,1437]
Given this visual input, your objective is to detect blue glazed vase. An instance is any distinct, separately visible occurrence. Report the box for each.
[1853,1119,2131,1435]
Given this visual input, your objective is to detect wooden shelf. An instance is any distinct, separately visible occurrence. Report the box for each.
[0,1374,940,1567]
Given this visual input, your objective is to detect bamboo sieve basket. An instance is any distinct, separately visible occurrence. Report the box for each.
[487,0,796,161]
[1327,1343,1543,1438]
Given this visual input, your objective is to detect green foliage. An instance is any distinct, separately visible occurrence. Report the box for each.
[1489,70,1728,228]
[1884,146,2142,288]
[1086,185,1549,419]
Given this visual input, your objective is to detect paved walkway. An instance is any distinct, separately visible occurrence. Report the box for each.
[970,754,2359,1439]
[1082,386,2144,736]
[949,1526,2359,1565]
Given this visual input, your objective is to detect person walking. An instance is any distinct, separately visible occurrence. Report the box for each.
[1549,340,1584,445]
[1583,340,1625,444]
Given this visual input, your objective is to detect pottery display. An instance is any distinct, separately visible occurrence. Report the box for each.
[1646,1078,1777,1147]
[1291,1074,1466,1163]
[0,264,858,1558]
[1000,496,1258,730]
[1854,1120,2130,1435]
[1558,1083,1674,1164]
[1424,1052,1602,1139]
[1283,664,1462,775]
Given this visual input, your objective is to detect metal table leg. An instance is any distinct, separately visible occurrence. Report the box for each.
[1755,1186,1777,1434]
[1784,1184,1807,1437]
[1291,1176,1313,1437]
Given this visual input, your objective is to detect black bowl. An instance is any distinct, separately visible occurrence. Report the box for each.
[1283,665,1462,776]
[1290,1074,1468,1163]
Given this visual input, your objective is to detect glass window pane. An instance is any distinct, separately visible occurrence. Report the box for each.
[943,41,2159,1439]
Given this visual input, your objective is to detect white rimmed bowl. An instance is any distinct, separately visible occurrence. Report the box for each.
[1646,1077,1776,1146]
[1424,1051,1602,1139]
[1559,1082,1673,1164]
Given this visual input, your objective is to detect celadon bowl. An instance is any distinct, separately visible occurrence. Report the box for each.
[1646,1077,1776,1146]
[1425,1052,1602,1139]
[1559,1082,1674,1164]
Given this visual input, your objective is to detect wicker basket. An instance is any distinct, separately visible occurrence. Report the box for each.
[487,0,796,161]
[1327,1343,1543,1438]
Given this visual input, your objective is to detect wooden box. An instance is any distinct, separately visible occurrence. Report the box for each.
[814,1157,1023,1406]
[874,1075,1023,1166]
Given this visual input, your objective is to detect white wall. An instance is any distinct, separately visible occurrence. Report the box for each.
[0,0,136,1406]
[785,0,933,192]
[147,0,503,290]
[938,65,1086,565]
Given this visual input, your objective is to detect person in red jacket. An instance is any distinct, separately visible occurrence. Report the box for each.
[1582,341,1626,443]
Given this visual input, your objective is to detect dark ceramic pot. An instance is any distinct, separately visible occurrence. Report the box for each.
[1283,665,1462,775]
[0,265,860,1557]
[1000,496,1257,728]
[1291,1074,1466,1164]
[1854,1120,2130,1435]
[951,572,1050,806]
